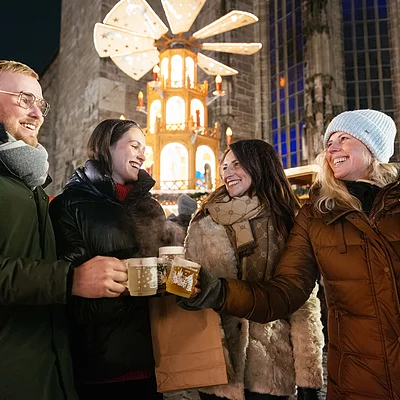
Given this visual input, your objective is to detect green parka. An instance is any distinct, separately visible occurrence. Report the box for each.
[222,179,400,399]
[0,165,77,400]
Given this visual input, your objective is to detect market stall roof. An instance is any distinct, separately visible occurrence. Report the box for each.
[285,164,320,186]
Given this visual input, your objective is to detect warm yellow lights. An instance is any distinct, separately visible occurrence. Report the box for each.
[136,90,145,111]
[94,1,264,193]
[119,114,126,120]
[213,75,225,97]
[215,75,222,91]
[143,146,154,170]
[195,110,201,127]
[279,77,286,87]
[166,96,185,125]
[226,127,233,147]
[160,142,189,190]
[171,54,184,87]
[153,64,160,81]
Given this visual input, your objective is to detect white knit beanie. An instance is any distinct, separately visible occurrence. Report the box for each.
[323,109,396,162]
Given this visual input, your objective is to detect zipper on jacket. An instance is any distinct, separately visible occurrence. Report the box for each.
[334,308,344,389]
[364,236,395,396]
[33,188,46,257]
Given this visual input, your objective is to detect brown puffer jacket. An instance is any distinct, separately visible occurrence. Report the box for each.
[222,179,400,399]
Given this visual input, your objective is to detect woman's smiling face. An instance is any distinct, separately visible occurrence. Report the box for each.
[110,127,146,184]
[326,131,373,181]
[221,150,252,197]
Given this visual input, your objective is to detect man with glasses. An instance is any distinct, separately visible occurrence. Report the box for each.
[0,60,128,399]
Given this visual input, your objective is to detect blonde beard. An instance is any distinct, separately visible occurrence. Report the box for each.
[11,129,38,147]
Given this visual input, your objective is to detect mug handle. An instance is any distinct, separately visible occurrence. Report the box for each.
[124,260,129,288]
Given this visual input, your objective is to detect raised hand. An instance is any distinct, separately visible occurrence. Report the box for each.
[178,267,224,311]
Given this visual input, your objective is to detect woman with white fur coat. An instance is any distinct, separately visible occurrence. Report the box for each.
[183,140,324,400]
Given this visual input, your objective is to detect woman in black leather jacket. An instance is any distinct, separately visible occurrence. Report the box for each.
[50,119,182,399]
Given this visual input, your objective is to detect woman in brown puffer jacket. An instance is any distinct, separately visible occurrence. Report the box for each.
[181,109,400,400]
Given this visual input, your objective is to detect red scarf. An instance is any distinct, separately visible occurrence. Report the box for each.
[115,182,133,201]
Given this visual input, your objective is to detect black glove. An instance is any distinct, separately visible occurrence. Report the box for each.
[178,267,225,311]
[297,387,323,400]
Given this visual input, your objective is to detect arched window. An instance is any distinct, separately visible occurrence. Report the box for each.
[190,99,204,127]
[171,55,183,88]
[196,145,216,189]
[185,56,195,88]
[149,100,161,133]
[160,142,188,190]
[143,146,154,175]
[161,57,169,82]
[166,96,185,128]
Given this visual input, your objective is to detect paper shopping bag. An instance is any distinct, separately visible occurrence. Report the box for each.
[149,295,228,392]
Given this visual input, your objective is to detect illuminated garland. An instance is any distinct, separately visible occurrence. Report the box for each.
[152,185,311,206]
[152,192,209,206]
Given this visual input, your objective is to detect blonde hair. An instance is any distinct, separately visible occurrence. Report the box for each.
[0,60,38,80]
[313,150,399,213]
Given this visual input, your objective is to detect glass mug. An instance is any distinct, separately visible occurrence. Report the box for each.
[166,257,201,298]
[156,257,168,294]
[158,246,184,265]
[158,246,185,294]
[125,257,158,296]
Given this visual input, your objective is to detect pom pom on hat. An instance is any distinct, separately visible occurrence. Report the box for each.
[323,109,396,163]
[178,194,198,216]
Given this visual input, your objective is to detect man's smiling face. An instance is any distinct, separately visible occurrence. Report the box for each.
[0,71,44,147]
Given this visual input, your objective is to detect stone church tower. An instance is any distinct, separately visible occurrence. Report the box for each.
[40,0,400,195]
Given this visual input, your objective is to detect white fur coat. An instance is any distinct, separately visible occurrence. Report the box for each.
[185,215,324,400]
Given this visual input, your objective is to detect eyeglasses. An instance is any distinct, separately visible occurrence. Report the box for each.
[0,89,50,116]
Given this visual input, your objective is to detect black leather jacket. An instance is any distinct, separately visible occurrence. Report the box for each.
[49,160,167,383]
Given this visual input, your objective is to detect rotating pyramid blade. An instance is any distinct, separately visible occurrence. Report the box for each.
[104,0,168,39]
[161,0,206,34]
[94,23,155,58]
[193,10,258,39]
[197,53,238,76]
[201,42,262,55]
[111,48,160,80]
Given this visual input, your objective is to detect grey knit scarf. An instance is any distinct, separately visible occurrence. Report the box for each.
[0,131,49,189]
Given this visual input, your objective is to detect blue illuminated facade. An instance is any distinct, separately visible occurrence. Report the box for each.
[268,0,395,168]
[342,0,394,118]
[269,0,304,169]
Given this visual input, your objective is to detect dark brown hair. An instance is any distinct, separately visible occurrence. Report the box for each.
[87,119,142,175]
[204,139,299,238]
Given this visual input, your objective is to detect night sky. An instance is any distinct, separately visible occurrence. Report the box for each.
[0,0,62,76]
